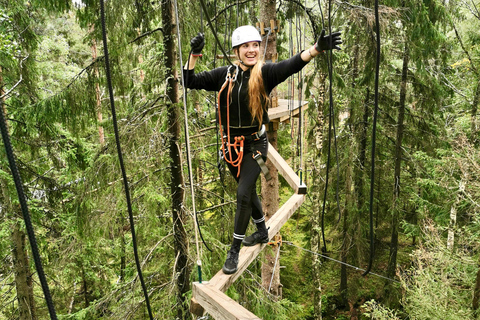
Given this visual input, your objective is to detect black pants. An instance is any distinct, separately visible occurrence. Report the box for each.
[224,130,268,240]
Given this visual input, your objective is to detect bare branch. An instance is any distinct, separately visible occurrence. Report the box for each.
[0,55,29,100]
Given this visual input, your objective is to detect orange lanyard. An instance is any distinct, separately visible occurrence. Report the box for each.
[218,66,244,177]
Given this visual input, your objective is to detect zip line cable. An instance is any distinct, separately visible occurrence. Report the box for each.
[284,242,399,283]
[0,104,58,319]
[364,0,381,277]
[99,1,154,318]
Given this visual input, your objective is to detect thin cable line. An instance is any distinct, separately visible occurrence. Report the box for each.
[284,242,399,283]
[174,0,208,284]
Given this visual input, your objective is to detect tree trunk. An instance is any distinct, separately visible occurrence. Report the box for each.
[447,180,464,251]
[473,255,480,312]
[353,87,369,266]
[310,73,327,320]
[471,79,480,145]
[12,222,37,320]
[90,26,105,146]
[162,1,191,319]
[340,39,360,309]
[2,68,35,317]
[259,0,282,298]
[386,40,409,292]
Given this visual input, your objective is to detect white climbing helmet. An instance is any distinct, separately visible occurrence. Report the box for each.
[231,25,262,48]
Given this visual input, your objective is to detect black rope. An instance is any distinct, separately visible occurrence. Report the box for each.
[198,0,233,65]
[99,1,154,317]
[316,0,342,252]
[363,0,380,277]
[0,104,58,320]
[236,0,239,28]
[328,0,342,227]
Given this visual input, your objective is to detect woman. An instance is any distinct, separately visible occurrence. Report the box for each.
[184,25,341,274]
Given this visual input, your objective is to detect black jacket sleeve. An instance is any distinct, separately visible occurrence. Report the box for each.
[261,53,309,94]
[182,66,228,92]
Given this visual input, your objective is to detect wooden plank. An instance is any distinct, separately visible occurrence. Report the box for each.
[268,99,307,122]
[267,142,305,194]
[191,194,305,315]
[209,194,305,292]
[193,282,260,320]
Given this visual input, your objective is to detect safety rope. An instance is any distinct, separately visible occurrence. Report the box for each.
[297,12,305,186]
[99,1,154,317]
[199,0,233,65]
[0,99,58,320]
[216,66,253,179]
[174,0,208,284]
[316,0,342,252]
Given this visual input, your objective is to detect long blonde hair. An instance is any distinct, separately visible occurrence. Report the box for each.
[233,52,269,127]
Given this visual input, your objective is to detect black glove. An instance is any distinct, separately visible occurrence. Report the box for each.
[190,32,205,56]
[315,30,342,52]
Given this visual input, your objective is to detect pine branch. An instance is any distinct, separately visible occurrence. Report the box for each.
[129,27,164,44]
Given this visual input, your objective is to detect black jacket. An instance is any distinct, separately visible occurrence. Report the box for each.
[183,53,308,129]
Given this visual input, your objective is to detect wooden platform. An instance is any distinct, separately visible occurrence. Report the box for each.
[268,99,308,123]
[190,139,307,319]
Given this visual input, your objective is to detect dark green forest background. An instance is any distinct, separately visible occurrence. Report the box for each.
[1,0,480,319]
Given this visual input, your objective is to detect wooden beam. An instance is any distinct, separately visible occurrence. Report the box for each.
[267,143,306,194]
[268,99,307,122]
[193,282,260,320]
[191,194,305,316]
[210,194,304,291]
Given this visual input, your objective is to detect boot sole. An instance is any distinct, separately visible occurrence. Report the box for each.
[222,266,238,274]
[242,239,268,247]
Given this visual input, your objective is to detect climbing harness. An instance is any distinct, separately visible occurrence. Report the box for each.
[216,65,271,180]
[253,150,271,180]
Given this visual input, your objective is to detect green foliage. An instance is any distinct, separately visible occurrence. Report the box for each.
[362,300,402,320]
[2,0,480,319]
[400,222,476,320]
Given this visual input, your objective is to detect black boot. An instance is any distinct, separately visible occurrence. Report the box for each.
[222,248,239,274]
[242,229,269,247]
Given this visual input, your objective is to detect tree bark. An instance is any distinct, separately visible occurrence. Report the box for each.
[471,80,480,145]
[259,0,282,298]
[90,26,105,146]
[473,255,480,312]
[162,1,191,319]
[12,222,37,320]
[340,39,360,309]
[386,40,409,291]
[311,74,327,320]
[447,180,464,251]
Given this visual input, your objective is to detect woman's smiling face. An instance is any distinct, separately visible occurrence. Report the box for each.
[236,41,260,67]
